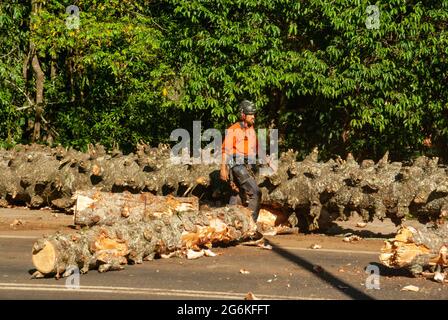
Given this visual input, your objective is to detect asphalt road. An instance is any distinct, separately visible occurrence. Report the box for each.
[0,208,446,300]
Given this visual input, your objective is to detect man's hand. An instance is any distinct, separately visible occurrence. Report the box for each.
[230,181,239,193]
[220,165,229,181]
[423,136,432,147]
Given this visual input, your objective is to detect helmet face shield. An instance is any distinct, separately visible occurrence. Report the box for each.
[239,100,256,115]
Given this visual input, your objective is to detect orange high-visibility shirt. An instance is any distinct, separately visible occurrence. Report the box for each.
[222,122,258,159]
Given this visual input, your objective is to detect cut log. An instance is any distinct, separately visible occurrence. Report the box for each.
[73,191,294,236]
[379,223,448,275]
[2,143,448,231]
[73,190,199,226]
[32,239,57,274]
[32,205,257,278]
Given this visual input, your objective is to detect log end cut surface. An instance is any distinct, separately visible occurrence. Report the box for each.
[32,240,56,274]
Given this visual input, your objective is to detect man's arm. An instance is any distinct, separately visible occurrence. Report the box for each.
[220,128,234,181]
[220,156,229,181]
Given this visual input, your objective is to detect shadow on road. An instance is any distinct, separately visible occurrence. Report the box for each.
[368,262,413,278]
[324,224,396,239]
[266,239,375,300]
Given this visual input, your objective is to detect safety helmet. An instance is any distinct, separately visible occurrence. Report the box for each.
[239,100,256,115]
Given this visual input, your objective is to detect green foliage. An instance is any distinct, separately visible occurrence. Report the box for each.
[0,1,29,146]
[158,0,448,160]
[29,0,179,151]
[1,1,447,160]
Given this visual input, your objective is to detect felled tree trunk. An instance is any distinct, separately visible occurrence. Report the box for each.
[73,190,294,234]
[2,143,447,231]
[379,223,448,276]
[32,205,257,278]
[74,190,199,226]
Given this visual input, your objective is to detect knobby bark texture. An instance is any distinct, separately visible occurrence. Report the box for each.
[73,190,294,234]
[73,190,199,226]
[32,204,257,278]
[1,143,448,231]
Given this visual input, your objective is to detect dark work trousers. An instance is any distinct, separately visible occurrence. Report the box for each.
[229,164,261,222]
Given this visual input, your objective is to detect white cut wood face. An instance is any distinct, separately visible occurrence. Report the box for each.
[75,195,95,212]
[32,240,56,274]
[257,209,277,227]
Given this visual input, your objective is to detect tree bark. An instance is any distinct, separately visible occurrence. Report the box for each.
[30,0,45,142]
[31,53,44,142]
[32,205,257,278]
[379,223,448,276]
[1,143,447,231]
[74,190,199,226]
[50,59,57,81]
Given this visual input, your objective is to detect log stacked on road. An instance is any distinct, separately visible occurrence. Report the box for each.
[379,223,448,276]
[1,143,448,231]
[74,190,199,226]
[32,202,257,278]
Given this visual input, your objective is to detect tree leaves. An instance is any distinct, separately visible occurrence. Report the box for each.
[0,0,447,160]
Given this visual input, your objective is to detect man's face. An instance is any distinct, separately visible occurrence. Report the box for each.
[244,114,255,126]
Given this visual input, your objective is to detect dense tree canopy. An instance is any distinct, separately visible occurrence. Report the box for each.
[1,0,447,160]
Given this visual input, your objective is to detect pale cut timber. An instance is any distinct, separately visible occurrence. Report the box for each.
[74,190,295,234]
[379,224,448,275]
[73,190,199,226]
[32,205,258,278]
[257,207,296,235]
[32,240,56,274]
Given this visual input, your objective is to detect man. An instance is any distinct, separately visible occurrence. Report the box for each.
[220,100,262,223]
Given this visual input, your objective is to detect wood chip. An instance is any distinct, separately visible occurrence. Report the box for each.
[356,222,367,228]
[401,285,419,292]
[186,249,205,260]
[434,272,445,283]
[239,269,250,274]
[10,219,24,227]
[261,230,277,236]
[203,249,217,257]
[244,292,259,300]
[343,235,362,242]
[310,244,322,249]
[240,238,265,246]
[160,251,178,259]
[257,243,272,250]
